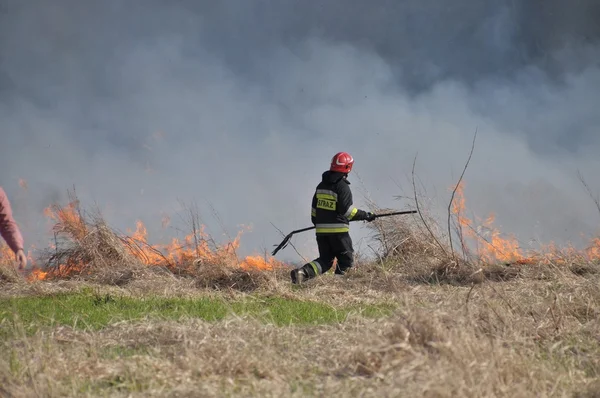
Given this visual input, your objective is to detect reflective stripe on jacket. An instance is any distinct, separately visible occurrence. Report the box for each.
[310,171,368,234]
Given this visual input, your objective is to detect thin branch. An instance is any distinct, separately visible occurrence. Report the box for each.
[411,153,448,256]
[447,127,478,262]
[353,169,373,208]
[452,204,469,261]
[576,169,600,217]
[207,201,240,265]
[366,244,385,269]
[175,199,212,261]
[192,206,201,257]
[464,283,476,318]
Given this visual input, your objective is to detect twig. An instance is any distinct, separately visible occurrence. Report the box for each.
[356,171,390,257]
[124,236,173,267]
[447,127,478,262]
[576,169,600,217]
[411,153,448,256]
[465,283,476,317]
[367,244,385,269]
[54,231,58,258]
[452,206,469,261]
[487,283,516,315]
[549,293,561,333]
[483,294,506,328]
[353,170,374,208]
[207,201,240,265]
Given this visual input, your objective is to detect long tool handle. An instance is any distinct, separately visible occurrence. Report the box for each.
[373,210,417,218]
[271,209,417,256]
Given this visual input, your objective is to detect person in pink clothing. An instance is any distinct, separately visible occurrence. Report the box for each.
[0,186,27,269]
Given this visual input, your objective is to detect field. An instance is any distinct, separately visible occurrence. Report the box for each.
[2,258,599,397]
[1,188,600,397]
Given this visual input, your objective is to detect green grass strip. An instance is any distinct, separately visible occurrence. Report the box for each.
[0,291,394,338]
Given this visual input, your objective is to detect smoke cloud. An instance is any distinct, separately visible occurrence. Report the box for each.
[1,0,599,263]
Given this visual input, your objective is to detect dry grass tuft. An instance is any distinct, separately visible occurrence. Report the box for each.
[365,206,450,266]
[0,264,22,285]
[569,262,600,277]
[40,198,147,283]
[0,244,26,285]
[192,260,275,292]
[418,261,522,285]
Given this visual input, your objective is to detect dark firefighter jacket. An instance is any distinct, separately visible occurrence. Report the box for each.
[310,171,369,234]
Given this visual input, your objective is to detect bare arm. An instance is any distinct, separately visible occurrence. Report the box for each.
[0,187,24,254]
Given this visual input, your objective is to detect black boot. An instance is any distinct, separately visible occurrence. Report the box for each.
[290,268,307,284]
[290,262,319,284]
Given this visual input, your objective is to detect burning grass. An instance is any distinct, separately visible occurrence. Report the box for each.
[4,193,286,293]
[361,179,600,287]
[38,201,150,285]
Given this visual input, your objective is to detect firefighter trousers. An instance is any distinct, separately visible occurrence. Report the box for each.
[302,232,354,278]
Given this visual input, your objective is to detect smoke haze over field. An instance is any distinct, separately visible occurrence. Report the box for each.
[1,0,599,262]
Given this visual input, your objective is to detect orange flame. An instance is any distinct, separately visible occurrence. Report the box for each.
[21,207,281,281]
[44,201,87,240]
[450,181,600,265]
[123,220,278,271]
[23,202,92,280]
[240,255,280,270]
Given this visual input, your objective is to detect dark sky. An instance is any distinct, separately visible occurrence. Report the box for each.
[1,1,599,261]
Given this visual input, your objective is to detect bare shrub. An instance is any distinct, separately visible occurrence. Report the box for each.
[38,193,147,284]
[365,206,448,265]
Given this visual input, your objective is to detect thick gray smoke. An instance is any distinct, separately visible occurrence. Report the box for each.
[1,0,599,263]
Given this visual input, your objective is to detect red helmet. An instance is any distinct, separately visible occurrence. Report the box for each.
[330,152,354,173]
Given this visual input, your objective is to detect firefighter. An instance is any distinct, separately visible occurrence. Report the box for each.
[291,152,375,284]
[0,186,27,269]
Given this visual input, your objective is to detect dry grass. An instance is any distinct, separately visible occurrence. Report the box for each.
[38,197,152,284]
[26,195,282,294]
[191,260,278,293]
[364,206,450,266]
[1,264,599,397]
[1,266,599,397]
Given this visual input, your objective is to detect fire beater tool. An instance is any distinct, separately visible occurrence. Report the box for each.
[271,210,418,256]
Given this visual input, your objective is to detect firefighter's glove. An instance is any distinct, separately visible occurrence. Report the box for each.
[365,212,376,222]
